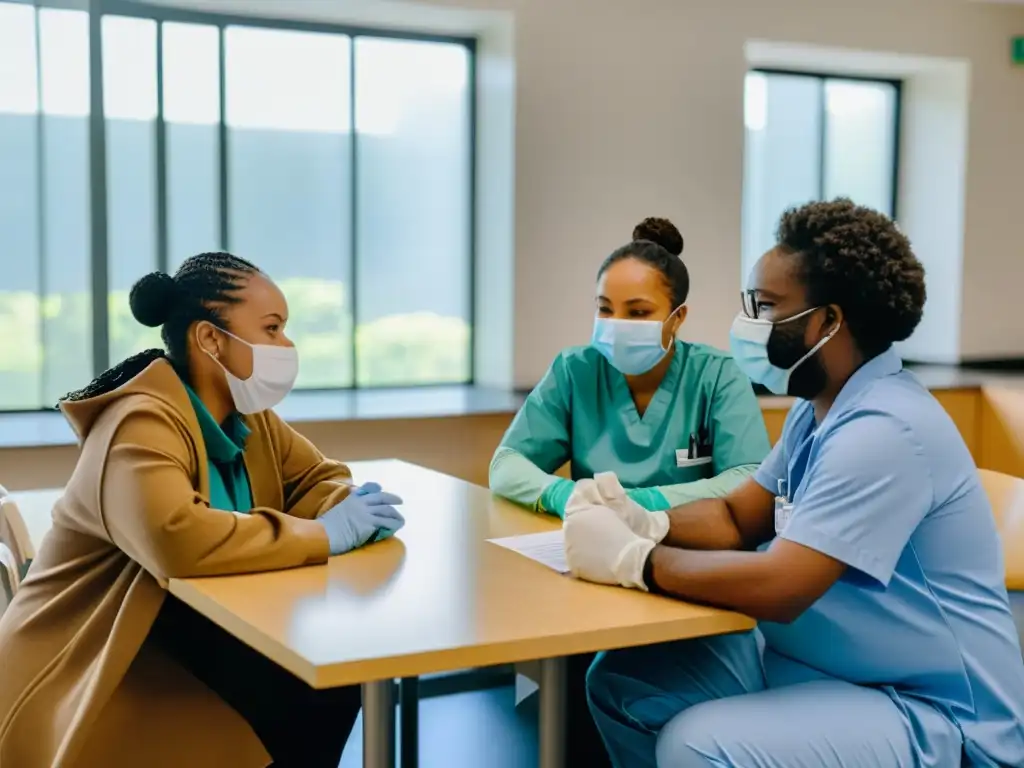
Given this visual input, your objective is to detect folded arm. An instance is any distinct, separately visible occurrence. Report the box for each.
[489,447,573,515]
[644,540,846,623]
[490,355,573,516]
[102,408,329,582]
[628,463,761,511]
[259,408,354,520]
[642,414,932,623]
[640,465,844,622]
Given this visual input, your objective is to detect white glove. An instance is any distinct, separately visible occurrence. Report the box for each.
[567,472,669,543]
[564,483,655,590]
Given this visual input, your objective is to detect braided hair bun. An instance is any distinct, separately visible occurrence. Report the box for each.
[129,272,179,328]
[633,217,684,257]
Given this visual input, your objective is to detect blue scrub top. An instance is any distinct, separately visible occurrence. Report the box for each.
[755,348,1024,767]
[502,341,770,489]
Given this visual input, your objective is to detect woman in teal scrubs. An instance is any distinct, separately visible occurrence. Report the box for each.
[490,217,770,517]
[489,217,771,767]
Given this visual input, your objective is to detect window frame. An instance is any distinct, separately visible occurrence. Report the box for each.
[749,67,902,221]
[0,0,477,411]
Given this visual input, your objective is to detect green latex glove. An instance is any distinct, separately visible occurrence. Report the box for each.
[626,487,672,512]
[538,477,575,518]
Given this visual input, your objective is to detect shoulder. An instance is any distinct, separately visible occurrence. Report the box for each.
[106,394,194,445]
[678,342,749,387]
[818,402,929,486]
[541,345,607,385]
[826,373,947,451]
[243,407,293,448]
[554,344,605,370]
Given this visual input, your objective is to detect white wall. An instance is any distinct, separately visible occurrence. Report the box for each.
[897,65,970,364]
[131,0,1024,383]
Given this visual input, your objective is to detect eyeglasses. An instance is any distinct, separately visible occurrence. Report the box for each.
[740,290,760,320]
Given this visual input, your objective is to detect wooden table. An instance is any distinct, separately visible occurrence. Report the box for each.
[14,460,754,768]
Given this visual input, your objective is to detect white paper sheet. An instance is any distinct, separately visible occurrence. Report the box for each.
[487,530,569,574]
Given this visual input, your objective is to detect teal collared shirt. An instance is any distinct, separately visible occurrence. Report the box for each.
[183,384,253,513]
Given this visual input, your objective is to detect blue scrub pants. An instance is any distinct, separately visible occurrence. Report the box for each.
[586,631,934,768]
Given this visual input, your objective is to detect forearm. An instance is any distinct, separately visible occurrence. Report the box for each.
[644,545,795,622]
[284,463,353,520]
[661,497,746,551]
[657,464,758,507]
[489,447,568,515]
[113,504,331,582]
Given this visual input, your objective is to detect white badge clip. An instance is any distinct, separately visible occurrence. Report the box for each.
[675,450,712,468]
[774,478,793,536]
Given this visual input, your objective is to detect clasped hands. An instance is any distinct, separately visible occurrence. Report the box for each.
[563,473,670,591]
[319,481,406,555]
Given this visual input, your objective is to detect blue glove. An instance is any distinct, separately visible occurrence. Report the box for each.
[538,477,575,519]
[625,487,672,512]
[318,482,405,555]
[353,482,400,543]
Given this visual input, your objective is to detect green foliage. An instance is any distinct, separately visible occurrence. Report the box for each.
[0,278,470,410]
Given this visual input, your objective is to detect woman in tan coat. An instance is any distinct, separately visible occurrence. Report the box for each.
[0,253,405,768]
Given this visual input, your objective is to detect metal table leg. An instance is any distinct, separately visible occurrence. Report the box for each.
[362,679,396,768]
[399,677,419,768]
[538,657,567,768]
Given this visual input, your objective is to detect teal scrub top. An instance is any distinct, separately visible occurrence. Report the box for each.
[501,341,770,489]
[183,385,253,513]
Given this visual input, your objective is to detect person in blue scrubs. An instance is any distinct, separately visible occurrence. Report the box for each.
[490,217,770,517]
[490,217,771,767]
[566,199,1024,767]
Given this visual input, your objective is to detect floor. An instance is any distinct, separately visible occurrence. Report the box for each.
[340,686,539,768]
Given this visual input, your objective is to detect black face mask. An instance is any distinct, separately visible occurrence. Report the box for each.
[767,312,829,400]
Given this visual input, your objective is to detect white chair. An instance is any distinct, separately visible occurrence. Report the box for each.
[0,487,36,578]
[0,542,19,616]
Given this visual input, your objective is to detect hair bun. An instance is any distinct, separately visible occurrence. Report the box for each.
[129,272,178,328]
[633,217,684,257]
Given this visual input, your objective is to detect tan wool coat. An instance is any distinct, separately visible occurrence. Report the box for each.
[0,359,353,768]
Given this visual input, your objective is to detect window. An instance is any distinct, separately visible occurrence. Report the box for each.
[0,1,474,411]
[741,70,900,281]
[0,3,93,410]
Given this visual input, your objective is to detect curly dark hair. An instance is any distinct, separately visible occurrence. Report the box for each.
[775,198,926,358]
[61,252,260,403]
[599,217,689,307]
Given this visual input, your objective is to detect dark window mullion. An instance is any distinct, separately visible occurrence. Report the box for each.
[88,0,110,377]
[217,24,228,251]
[817,76,828,201]
[348,38,358,388]
[466,40,477,384]
[889,81,903,220]
[33,4,48,404]
[155,21,168,273]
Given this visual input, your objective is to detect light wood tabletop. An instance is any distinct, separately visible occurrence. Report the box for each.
[157,459,753,689]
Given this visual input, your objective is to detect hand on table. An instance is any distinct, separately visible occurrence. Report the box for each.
[563,479,655,590]
[568,473,669,543]
[318,482,405,555]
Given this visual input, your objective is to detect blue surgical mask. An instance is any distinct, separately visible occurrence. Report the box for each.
[592,309,681,375]
[729,308,840,396]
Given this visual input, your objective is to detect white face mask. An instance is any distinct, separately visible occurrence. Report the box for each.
[201,326,298,414]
